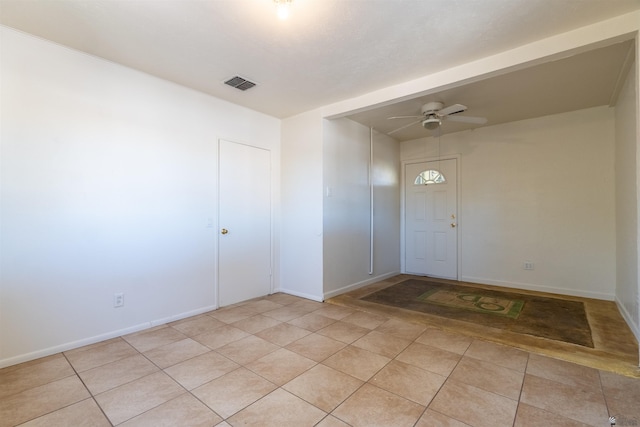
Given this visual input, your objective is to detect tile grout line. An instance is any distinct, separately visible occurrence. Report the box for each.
[511,349,531,427]
[211,304,389,425]
[598,370,614,426]
[176,300,325,424]
[236,308,344,423]
[61,351,115,427]
[155,317,280,425]
[421,339,469,426]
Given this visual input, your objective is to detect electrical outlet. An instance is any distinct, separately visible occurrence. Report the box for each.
[114,293,124,308]
[523,261,535,270]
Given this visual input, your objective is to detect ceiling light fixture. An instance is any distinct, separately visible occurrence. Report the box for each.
[274,0,293,20]
[422,115,441,130]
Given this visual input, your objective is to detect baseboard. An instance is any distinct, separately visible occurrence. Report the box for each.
[272,287,324,302]
[460,275,615,301]
[615,296,640,344]
[323,271,401,300]
[0,304,218,369]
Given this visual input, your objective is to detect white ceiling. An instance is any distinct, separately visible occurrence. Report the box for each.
[1,0,639,139]
[347,40,634,140]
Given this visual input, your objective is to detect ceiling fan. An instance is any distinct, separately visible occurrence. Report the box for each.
[387,101,487,134]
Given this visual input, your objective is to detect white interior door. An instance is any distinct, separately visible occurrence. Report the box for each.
[218,139,271,306]
[405,158,458,279]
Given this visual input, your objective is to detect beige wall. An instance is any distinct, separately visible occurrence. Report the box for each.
[615,56,639,339]
[322,119,401,297]
[401,106,616,299]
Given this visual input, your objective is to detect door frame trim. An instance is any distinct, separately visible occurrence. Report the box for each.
[216,138,274,308]
[400,154,461,279]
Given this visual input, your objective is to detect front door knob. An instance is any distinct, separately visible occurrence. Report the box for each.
[221,228,229,235]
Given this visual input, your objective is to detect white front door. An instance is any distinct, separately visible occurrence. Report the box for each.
[405,158,458,279]
[218,139,271,306]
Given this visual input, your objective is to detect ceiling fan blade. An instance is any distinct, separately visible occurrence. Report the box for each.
[438,103,467,116]
[387,115,422,120]
[388,119,421,135]
[445,115,488,124]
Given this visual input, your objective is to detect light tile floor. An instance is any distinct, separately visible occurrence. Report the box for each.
[2,292,640,427]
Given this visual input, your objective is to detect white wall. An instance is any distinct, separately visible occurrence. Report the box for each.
[0,28,281,367]
[401,106,616,299]
[322,119,400,298]
[279,109,324,301]
[615,56,640,340]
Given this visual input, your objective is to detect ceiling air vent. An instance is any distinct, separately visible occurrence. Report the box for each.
[224,76,256,91]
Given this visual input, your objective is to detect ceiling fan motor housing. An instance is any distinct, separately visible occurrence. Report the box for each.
[421,101,444,116]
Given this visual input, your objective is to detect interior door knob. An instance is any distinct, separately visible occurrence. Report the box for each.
[221,228,229,235]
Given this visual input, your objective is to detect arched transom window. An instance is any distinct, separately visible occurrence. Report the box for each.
[414,169,446,185]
